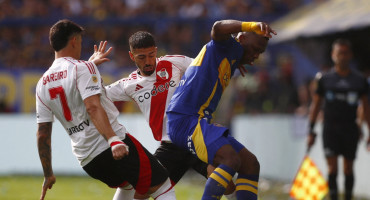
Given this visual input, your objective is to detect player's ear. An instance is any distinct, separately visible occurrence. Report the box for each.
[70,36,77,48]
[129,51,135,61]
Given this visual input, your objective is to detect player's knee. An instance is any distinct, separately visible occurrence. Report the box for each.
[149,178,175,200]
[224,153,241,171]
[249,153,260,173]
[240,150,260,174]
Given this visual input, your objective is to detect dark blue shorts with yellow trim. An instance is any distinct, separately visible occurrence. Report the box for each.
[167,112,245,165]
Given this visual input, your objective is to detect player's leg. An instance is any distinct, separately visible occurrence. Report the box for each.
[154,141,194,184]
[133,141,194,200]
[342,124,360,200]
[323,125,340,200]
[124,134,175,199]
[113,184,135,200]
[203,144,239,200]
[149,178,176,200]
[206,164,237,200]
[326,156,339,200]
[343,158,355,200]
[226,136,259,200]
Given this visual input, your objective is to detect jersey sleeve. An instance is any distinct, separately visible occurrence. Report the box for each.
[105,79,131,101]
[36,91,54,123]
[76,61,102,100]
[315,72,324,96]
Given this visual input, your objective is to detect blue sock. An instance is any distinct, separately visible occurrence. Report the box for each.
[202,164,235,200]
[236,174,259,200]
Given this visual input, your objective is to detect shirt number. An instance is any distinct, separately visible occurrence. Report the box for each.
[49,86,72,121]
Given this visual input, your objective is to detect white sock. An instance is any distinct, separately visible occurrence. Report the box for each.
[113,184,135,200]
[150,178,176,200]
[225,191,237,200]
[133,199,148,200]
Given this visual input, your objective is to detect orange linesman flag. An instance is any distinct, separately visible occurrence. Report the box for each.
[290,156,328,200]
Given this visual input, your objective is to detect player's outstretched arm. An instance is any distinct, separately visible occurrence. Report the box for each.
[88,41,113,66]
[307,94,322,152]
[37,122,56,200]
[84,94,129,159]
[211,20,276,41]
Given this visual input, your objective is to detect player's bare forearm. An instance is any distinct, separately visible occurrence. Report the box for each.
[211,20,276,41]
[308,95,322,125]
[211,20,242,41]
[84,95,116,140]
[37,122,53,177]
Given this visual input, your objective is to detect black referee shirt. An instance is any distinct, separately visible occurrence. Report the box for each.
[316,68,368,124]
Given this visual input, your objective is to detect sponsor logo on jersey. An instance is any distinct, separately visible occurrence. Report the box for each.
[347,92,358,105]
[157,68,169,80]
[66,119,90,135]
[137,80,176,102]
[85,85,100,91]
[135,84,143,91]
[187,135,196,155]
[43,70,67,85]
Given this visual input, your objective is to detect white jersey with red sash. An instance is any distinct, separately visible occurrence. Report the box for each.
[106,55,192,141]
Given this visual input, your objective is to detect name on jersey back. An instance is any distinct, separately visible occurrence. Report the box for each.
[43,70,67,85]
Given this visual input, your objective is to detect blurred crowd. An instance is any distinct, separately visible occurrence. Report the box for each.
[0,0,327,115]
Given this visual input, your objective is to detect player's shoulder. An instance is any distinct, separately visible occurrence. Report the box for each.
[62,57,95,70]
[158,55,188,63]
[351,68,365,78]
[116,70,141,85]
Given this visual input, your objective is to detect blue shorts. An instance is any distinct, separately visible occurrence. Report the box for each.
[167,113,245,165]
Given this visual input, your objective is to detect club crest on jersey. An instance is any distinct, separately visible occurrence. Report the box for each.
[92,75,98,83]
[157,68,169,80]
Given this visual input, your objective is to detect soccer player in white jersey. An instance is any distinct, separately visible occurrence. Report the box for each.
[35,20,176,200]
[106,31,236,200]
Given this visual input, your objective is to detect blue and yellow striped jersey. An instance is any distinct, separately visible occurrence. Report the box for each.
[167,37,243,119]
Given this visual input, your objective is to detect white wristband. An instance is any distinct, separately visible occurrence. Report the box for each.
[108,136,129,152]
[108,136,121,146]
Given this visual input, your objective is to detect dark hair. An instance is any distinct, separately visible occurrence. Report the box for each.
[49,19,84,51]
[332,38,351,49]
[129,31,156,50]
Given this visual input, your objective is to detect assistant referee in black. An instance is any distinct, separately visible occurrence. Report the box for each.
[307,38,370,200]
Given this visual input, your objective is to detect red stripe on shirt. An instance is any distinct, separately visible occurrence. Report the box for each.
[89,62,96,74]
[82,61,94,74]
[126,134,152,194]
[149,61,173,141]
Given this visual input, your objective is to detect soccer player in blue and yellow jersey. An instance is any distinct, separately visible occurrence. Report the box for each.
[166,20,276,200]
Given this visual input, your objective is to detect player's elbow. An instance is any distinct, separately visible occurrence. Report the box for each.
[86,103,99,116]
[211,21,223,39]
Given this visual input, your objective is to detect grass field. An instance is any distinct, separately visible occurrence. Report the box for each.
[1,175,368,200]
[0,175,291,200]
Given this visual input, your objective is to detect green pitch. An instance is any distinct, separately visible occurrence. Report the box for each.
[0,175,310,200]
[0,175,208,200]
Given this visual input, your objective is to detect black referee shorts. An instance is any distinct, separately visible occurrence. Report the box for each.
[83,133,168,194]
[154,141,208,184]
[323,123,360,160]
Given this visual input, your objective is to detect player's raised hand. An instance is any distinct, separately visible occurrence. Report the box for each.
[40,175,56,200]
[252,22,277,38]
[89,41,113,66]
[238,64,248,77]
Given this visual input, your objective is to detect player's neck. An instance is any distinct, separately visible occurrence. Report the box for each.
[55,48,79,60]
[335,65,350,76]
